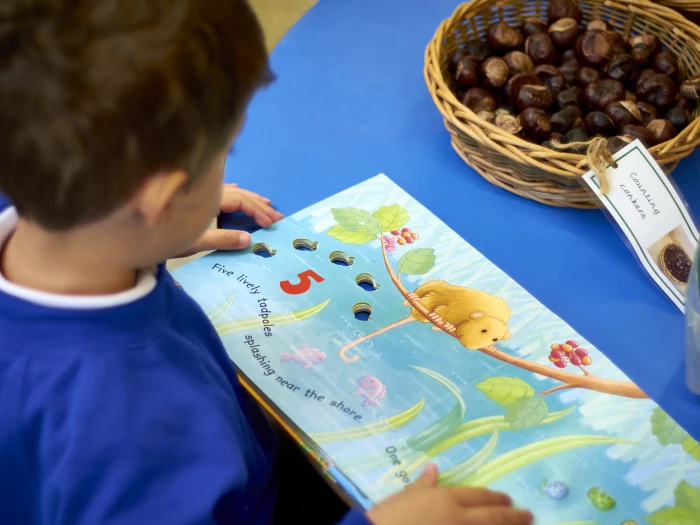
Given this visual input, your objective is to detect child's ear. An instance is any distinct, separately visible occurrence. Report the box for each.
[132,170,188,226]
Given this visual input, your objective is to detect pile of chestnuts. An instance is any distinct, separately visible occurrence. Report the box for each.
[449,0,700,153]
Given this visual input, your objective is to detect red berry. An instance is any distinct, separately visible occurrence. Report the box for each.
[581,356,592,366]
[406,237,415,244]
[411,233,419,239]
[397,237,406,245]
[570,357,582,366]
[574,348,588,357]
[561,344,573,353]
[548,355,560,363]
[566,340,579,349]
[391,230,400,236]
[551,343,562,352]
[555,361,567,368]
[550,350,563,358]
[402,228,411,233]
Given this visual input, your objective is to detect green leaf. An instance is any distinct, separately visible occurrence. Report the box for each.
[675,481,700,514]
[682,437,700,461]
[440,430,499,485]
[331,208,382,235]
[309,398,425,444]
[505,396,548,430]
[424,405,577,457]
[461,434,632,487]
[476,377,535,407]
[647,507,700,525]
[405,366,467,452]
[398,248,436,275]
[215,299,330,336]
[326,225,377,244]
[651,407,691,445]
[373,204,409,232]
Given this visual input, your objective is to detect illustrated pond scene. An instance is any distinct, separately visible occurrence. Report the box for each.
[172,174,700,525]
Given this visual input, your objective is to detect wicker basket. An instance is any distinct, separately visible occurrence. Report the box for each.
[424,0,700,209]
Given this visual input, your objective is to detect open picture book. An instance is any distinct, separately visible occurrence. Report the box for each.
[172,174,700,525]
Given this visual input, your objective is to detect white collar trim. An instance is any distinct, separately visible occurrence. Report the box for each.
[0,208,157,310]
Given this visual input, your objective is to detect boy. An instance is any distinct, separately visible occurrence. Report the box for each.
[0,1,534,524]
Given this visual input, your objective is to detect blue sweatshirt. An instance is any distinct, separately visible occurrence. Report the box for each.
[0,207,370,525]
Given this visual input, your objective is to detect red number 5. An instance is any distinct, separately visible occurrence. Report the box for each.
[280,270,324,295]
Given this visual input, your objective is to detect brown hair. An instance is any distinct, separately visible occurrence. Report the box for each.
[0,0,273,230]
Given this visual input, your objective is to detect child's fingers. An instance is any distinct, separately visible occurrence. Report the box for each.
[222,184,272,205]
[177,229,251,257]
[221,195,283,227]
[462,507,533,525]
[449,487,512,509]
[409,463,439,490]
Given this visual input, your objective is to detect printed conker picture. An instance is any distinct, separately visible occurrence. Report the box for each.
[647,225,694,292]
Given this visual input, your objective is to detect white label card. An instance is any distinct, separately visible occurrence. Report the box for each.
[580,140,698,312]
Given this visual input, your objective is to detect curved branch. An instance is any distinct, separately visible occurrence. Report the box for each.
[377,240,648,400]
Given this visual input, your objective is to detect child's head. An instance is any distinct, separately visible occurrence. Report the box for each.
[0,0,272,264]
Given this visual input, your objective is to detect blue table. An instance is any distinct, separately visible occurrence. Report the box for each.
[226,0,700,437]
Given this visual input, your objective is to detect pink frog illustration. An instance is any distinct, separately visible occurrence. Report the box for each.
[355,375,387,407]
[280,343,327,370]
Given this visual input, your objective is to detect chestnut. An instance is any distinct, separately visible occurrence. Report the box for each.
[494,114,523,134]
[625,91,637,102]
[637,68,656,87]
[631,44,651,66]
[608,31,627,56]
[629,34,660,55]
[549,18,582,48]
[477,111,496,123]
[487,22,524,53]
[515,85,554,111]
[551,106,583,134]
[665,105,690,131]
[461,87,497,113]
[496,102,518,115]
[604,100,642,128]
[576,66,601,86]
[464,40,492,61]
[551,131,565,142]
[584,111,616,136]
[449,49,467,73]
[647,118,677,144]
[637,101,659,125]
[587,19,611,32]
[504,51,535,75]
[561,49,578,62]
[547,0,583,23]
[576,30,615,67]
[619,124,655,147]
[556,86,583,110]
[481,57,510,90]
[607,54,642,84]
[519,107,553,141]
[564,126,591,153]
[652,50,680,83]
[636,73,678,110]
[584,79,625,111]
[681,77,700,100]
[455,56,482,89]
[607,135,633,154]
[525,33,559,65]
[676,94,692,110]
[505,72,542,102]
[522,17,548,37]
[534,65,566,95]
[559,58,581,86]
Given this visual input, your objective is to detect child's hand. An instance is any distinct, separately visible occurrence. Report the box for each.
[366,464,533,525]
[178,184,283,257]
